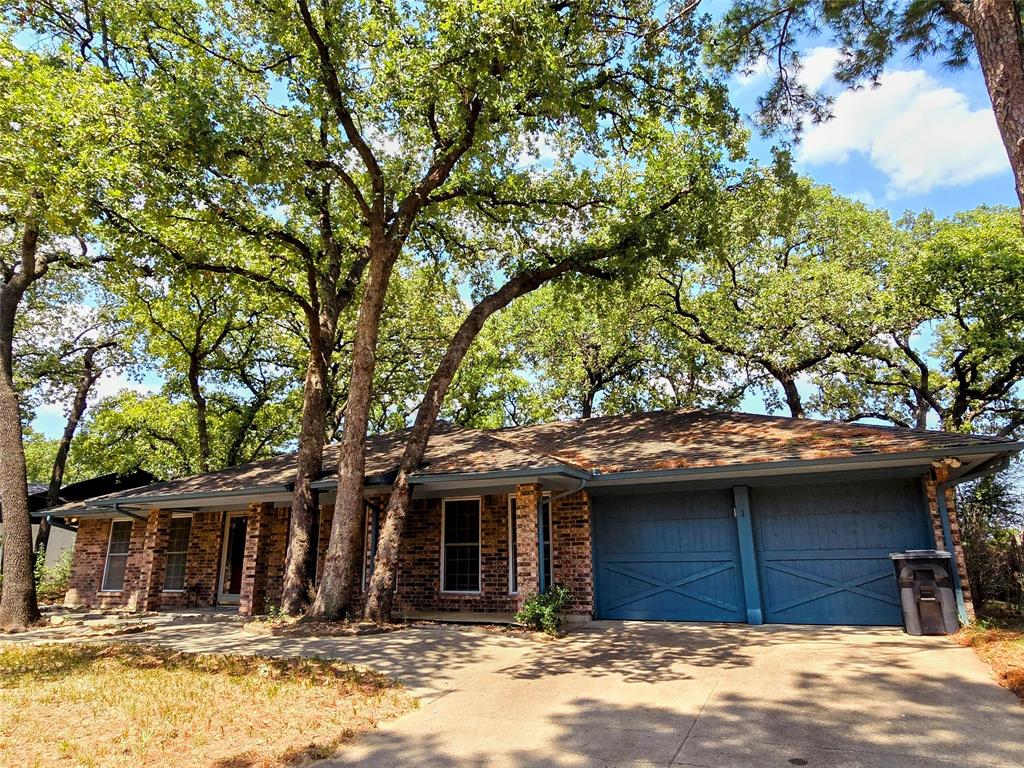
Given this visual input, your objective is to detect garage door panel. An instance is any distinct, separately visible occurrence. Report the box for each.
[753,480,931,626]
[593,491,746,622]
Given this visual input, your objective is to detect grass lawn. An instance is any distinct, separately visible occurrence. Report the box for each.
[956,607,1024,704]
[0,642,415,768]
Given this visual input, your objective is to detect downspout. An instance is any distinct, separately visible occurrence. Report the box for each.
[936,455,1011,624]
[538,479,587,594]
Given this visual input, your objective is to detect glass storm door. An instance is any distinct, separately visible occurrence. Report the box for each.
[218,513,248,604]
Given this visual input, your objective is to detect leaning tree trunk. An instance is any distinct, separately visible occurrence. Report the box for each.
[312,245,399,620]
[35,344,107,554]
[364,263,573,622]
[280,328,333,615]
[953,0,1024,221]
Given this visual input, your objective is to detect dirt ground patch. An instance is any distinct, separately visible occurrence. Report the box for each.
[0,642,415,767]
[956,610,1024,703]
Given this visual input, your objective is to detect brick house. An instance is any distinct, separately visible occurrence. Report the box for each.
[62,410,1022,626]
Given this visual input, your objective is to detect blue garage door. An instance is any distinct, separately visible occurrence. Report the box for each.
[592,490,746,622]
[752,480,932,626]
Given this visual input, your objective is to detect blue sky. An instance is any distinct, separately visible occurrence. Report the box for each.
[730,43,1016,218]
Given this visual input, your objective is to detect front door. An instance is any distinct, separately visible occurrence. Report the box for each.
[218,513,248,604]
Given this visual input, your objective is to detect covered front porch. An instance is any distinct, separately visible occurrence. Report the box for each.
[64,481,595,618]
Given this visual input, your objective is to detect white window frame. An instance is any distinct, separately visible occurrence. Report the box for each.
[101,518,134,593]
[162,513,193,593]
[508,493,553,594]
[440,496,482,594]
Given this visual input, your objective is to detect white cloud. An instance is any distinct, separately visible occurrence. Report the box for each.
[799,46,840,91]
[846,189,877,207]
[799,68,1008,196]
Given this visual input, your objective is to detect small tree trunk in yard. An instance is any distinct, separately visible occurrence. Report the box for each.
[35,344,108,554]
[952,0,1024,221]
[364,264,573,623]
[281,326,334,616]
[312,246,398,620]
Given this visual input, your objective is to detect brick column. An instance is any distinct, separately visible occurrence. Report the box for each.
[924,464,975,620]
[239,502,274,616]
[135,509,171,612]
[515,483,542,605]
[551,491,594,616]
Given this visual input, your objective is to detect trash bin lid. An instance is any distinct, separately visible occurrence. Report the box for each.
[889,550,951,560]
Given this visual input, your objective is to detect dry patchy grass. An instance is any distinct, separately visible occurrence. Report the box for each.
[956,610,1024,704]
[0,642,415,768]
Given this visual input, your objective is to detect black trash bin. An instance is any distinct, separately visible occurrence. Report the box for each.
[889,550,959,635]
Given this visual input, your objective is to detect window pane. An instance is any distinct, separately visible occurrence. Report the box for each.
[508,498,518,593]
[443,499,480,591]
[444,499,479,544]
[104,554,128,591]
[168,517,191,553]
[444,545,479,592]
[164,552,187,591]
[109,520,132,554]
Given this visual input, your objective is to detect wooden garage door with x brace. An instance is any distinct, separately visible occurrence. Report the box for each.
[752,480,933,626]
[591,489,747,622]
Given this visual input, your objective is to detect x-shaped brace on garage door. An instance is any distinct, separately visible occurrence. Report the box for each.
[602,562,740,613]
[764,564,901,614]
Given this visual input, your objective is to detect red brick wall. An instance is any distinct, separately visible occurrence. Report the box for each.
[550,491,594,614]
[65,490,597,617]
[65,517,148,610]
[67,511,227,611]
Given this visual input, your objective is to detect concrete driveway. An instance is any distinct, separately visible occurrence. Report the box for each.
[8,616,1022,766]
[325,621,1023,768]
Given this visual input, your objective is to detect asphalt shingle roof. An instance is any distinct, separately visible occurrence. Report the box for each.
[82,409,1017,506]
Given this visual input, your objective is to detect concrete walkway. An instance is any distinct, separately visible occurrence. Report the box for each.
[6,617,1022,766]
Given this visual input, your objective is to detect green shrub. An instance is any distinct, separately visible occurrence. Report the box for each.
[515,585,571,635]
[35,547,73,603]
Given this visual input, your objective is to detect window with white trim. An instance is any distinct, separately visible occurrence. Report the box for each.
[442,498,481,592]
[102,520,133,592]
[163,516,192,591]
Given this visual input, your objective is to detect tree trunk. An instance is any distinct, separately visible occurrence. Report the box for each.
[954,0,1024,219]
[312,246,398,620]
[778,374,805,419]
[187,357,211,474]
[364,262,575,623]
[0,215,42,630]
[280,329,333,616]
[35,345,106,553]
[0,374,40,629]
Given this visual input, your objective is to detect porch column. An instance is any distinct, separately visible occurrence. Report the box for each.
[239,502,274,616]
[136,509,171,612]
[924,464,975,621]
[515,483,542,604]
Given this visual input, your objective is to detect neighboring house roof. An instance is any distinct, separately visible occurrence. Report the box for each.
[65,409,1022,514]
